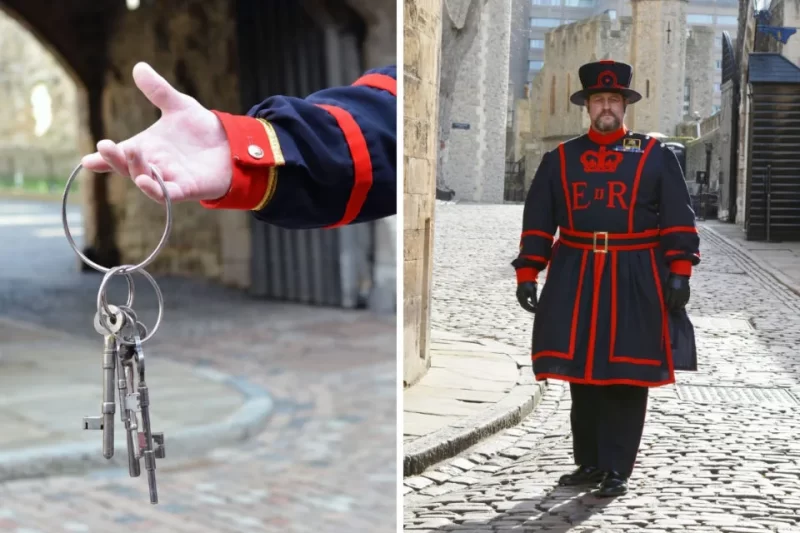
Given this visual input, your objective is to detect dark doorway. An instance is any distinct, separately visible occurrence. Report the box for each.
[236,0,376,307]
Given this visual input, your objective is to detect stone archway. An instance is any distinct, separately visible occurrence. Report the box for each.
[2,0,122,270]
[2,0,397,304]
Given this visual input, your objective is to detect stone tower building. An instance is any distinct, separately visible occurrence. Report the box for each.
[439,0,513,203]
[628,0,689,134]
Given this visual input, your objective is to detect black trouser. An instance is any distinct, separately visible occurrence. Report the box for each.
[569,382,649,478]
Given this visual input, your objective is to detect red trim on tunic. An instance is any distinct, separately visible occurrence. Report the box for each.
[583,251,606,379]
[651,248,675,377]
[533,373,676,388]
[587,125,628,145]
[627,137,658,232]
[531,250,588,362]
[522,229,554,241]
[351,73,397,96]
[516,268,539,284]
[661,226,698,235]
[200,111,275,210]
[558,144,573,229]
[669,259,693,276]
[315,103,373,228]
[609,250,662,366]
[560,227,659,239]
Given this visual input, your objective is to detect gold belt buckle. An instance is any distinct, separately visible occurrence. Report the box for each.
[593,231,609,253]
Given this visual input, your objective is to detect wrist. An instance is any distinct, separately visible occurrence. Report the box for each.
[200,111,284,210]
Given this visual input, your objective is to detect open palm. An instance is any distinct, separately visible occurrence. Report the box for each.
[81,62,232,203]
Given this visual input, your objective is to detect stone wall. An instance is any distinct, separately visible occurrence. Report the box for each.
[404,0,441,386]
[685,26,715,120]
[0,10,81,180]
[735,0,757,227]
[441,0,512,203]
[628,0,688,135]
[717,79,735,221]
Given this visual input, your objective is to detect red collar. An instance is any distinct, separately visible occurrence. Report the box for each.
[587,125,628,145]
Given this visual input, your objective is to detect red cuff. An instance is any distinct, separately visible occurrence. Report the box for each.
[516,268,539,284]
[669,259,692,277]
[200,111,284,211]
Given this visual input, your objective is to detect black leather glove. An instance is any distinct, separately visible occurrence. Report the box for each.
[516,281,538,313]
[664,273,690,311]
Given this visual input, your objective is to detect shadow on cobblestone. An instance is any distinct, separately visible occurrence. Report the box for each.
[426,485,613,532]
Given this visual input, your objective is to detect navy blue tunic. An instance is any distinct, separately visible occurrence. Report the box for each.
[512,127,700,387]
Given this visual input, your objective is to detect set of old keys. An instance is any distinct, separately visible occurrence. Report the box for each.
[62,162,173,504]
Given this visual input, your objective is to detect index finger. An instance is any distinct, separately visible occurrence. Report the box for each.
[81,152,113,173]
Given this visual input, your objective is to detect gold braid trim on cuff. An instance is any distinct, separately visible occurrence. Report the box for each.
[252,118,286,211]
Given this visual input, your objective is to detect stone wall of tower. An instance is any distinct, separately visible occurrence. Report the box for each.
[442,0,512,203]
[403,0,441,386]
[685,26,716,119]
[628,0,688,135]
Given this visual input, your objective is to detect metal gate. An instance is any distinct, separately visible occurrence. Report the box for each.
[744,55,800,241]
[235,0,376,308]
[503,157,526,202]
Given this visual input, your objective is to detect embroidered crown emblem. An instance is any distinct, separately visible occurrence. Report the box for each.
[580,146,623,173]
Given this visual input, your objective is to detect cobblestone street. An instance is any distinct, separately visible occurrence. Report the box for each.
[406,203,800,532]
[0,199,396,532]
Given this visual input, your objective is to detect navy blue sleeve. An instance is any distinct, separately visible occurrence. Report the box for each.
[247,66,396,230]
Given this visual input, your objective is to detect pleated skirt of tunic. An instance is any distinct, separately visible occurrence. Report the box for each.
[531,242,675,386]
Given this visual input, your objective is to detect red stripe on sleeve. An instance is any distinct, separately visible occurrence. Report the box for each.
[352,73,397,96]
[315,104,374,228]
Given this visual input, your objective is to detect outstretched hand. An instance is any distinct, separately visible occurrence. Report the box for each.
[81,62,233,204]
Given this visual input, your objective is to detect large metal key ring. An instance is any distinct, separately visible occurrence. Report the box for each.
[97,265,164,345]
[61,162,173,274]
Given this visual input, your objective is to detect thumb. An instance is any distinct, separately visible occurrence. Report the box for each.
[132,62,191,113]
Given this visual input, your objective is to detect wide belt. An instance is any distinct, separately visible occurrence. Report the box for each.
[557,227,661,254]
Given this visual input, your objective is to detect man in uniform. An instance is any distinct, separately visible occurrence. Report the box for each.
[82,61,396,230]
[512,60,700,497]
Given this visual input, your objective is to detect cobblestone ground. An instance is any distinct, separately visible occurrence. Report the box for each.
[0,200,396,532]
[406,203,800,532]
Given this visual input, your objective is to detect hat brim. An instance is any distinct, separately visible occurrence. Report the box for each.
[570,87,642,106]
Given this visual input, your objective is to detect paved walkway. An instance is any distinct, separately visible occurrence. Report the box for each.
[0,316,270,481]
[405,204,800,532]
[403,331,545,477]
[0,198,396,532]
[705,220,800,294]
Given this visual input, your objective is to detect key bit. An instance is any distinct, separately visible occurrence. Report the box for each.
[152,433,166,459]
[83,416,103,430]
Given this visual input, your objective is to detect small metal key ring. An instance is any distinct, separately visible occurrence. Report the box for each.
[97,267,136,318]
[62,162,173,275]
[96,266,164,345]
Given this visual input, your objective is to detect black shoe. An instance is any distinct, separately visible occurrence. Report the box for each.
[558,466,605,486]
[593,471,628,497]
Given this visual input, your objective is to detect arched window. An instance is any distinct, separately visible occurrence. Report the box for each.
[550,76,556,114]
[646,79,650,98]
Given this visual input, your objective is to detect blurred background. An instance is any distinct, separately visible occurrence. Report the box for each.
[0,0,397,531]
